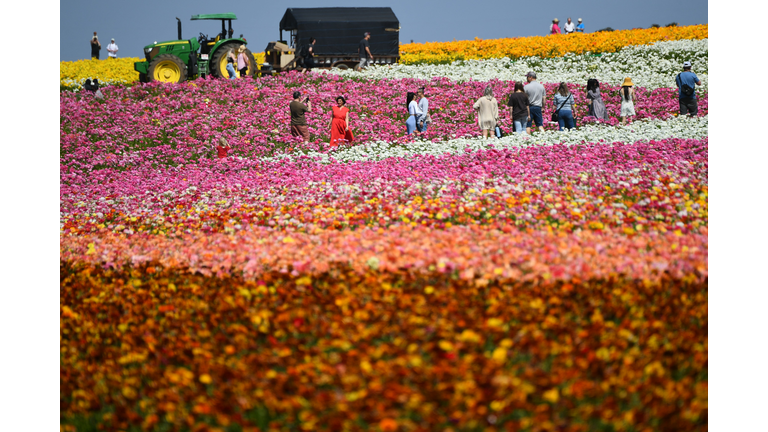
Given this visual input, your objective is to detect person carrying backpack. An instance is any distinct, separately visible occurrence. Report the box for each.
[675,61,702,117]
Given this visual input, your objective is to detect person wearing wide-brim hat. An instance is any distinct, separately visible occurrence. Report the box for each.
[236,45,250,78]
[619,77,636,125]
[550,18,562,35]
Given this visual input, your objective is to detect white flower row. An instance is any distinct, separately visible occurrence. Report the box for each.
[271,115,708,164]
[326,39,708,90]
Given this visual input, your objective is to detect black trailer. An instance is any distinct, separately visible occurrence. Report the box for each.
[262,7,400,73]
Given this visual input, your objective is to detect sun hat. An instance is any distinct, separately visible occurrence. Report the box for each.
[526,71,537,79]
[621,77,634,87]
[238,45,246,52]
[578,18,582,22]
[683,61,692,68]
[553,18,559,22]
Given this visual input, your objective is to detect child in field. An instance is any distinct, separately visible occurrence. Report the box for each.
[215,136,231,159]
[619,77,636,125]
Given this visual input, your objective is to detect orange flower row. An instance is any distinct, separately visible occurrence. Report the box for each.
[400,24,708,64]
[61,226,708,431]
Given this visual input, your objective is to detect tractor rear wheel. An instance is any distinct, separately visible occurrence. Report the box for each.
[148,54,187,83]
[210,42,239,79]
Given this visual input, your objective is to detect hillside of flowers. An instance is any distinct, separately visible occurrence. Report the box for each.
[61,32,707,431]
[399,24,707,64]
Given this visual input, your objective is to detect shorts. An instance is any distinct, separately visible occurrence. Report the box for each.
[527,106,543,128]
[679,98,698,116]
[290,124,310,141]
[357,57,372,68]
[305,57,315,69]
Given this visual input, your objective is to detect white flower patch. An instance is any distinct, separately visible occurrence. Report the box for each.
[270,115,708,164]
[326,39,708,91]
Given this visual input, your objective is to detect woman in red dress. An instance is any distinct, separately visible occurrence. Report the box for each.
[329,96,354,147]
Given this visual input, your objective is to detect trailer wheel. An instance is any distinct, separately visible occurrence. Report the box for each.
[335,64,349,70]
[148,54,187,83]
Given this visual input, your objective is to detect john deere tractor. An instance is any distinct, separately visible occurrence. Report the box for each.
[135,13,257,83]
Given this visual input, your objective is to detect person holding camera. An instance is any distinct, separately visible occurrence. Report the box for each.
[290,91,312,143]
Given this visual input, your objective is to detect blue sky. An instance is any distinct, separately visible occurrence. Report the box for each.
[60,0,707,61]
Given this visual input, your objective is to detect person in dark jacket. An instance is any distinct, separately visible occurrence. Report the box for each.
[90,34,101,59]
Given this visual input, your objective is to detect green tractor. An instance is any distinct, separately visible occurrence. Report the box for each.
[135,13,257,83]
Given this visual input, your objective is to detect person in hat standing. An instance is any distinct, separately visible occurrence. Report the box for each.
[107,38,118,59]
[550,18,562,35]
[563,18,576,34]
[675,61,702,117]
[619,77,636,125]
[90,33,101,59]
[576,18,585,33]
[356,32,373,71]
[524,72,546,133]
[237,45,250,78]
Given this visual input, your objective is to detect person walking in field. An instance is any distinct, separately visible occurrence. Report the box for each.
[473,86,499,139]
[550,18,562,35]
[507,82,531,134]
[356,32,374,71]
[289,91,312,144]
[586,79,609,121]
[552,82,575,131]
[406,92,423,135]
[107,38,118,58]
[416,87,430,132]
[524,72,546,133]
[329,96,354,146]
[619,77,636,125]
[90,34,101,59]
[675,61,702,117]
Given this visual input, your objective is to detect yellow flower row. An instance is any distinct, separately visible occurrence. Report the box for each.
[400,24,708,64]
[60,53,267,88]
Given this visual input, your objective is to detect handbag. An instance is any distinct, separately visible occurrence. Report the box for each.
[550,94,572,122]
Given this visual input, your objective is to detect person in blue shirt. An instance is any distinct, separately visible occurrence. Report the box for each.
[675,61,703,116]
[576,18,585,33]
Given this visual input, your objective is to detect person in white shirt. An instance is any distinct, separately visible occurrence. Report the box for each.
[406,92,423,134]
[107,39,118,58]
[563,18,576,34]
[416,87,430,132]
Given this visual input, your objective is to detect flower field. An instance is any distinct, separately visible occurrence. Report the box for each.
[61,29,707,431]
[399,25,708,64]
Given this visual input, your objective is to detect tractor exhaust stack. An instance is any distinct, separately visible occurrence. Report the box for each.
[176,17,182,40]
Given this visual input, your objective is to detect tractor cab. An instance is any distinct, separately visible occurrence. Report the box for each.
[193,13,235,56]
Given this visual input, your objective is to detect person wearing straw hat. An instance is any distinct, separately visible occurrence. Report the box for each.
[619,77,636,125]
[550,18,562,35]
[236,45,250,78]
[576,18,585,33]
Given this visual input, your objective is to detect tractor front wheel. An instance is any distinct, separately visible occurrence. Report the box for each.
[148,54,187,83]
